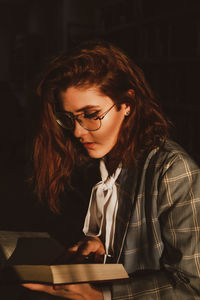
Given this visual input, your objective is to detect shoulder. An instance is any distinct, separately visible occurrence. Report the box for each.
[144,139,200,178]
[145,140,200,209]
[118,140,200,211]
[119,139,200,192]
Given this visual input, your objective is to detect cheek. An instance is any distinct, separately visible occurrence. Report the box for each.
[93,114,124,145]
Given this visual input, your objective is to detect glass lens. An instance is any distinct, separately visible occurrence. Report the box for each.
[55,113,74,130]
[78,115,101,131]
[55,113,101,131]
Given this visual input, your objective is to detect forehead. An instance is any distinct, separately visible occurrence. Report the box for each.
[60,86,113,112]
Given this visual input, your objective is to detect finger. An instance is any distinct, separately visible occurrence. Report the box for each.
[67,244,79,253]
[21,283,54,293]
[53,284,89,299]
[61,243,83,263]
[87,236,105,254]
[53,284,69,290]
[56,283,90,293]
[22,283,81,299]
[53,284,79,291]
[53,248,78,264]
[78,239,105,256]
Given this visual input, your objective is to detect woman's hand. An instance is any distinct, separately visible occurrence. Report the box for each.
[55,236,105,264]
[22,237,105,298]
[22,283,103,299]
[69,236,105,263]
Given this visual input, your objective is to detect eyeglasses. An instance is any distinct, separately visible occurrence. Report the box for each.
[54,104,116,131]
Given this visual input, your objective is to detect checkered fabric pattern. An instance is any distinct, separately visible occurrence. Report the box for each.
[109,140,200,299]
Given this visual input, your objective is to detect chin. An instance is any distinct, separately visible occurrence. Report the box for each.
[88,152,104,159]
[87,149,109,159]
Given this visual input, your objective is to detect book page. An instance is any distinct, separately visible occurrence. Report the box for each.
[0,231,50,260]
[1,265,53,284]
[0,264,129,285]
[50,264,129,284]
[8,237,66,265]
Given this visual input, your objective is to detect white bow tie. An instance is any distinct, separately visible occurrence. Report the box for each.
[83,159,122,255]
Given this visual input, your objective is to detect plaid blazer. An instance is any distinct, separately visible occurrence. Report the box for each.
[110,140,200,299]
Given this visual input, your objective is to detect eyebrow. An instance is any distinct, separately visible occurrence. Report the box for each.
[73,105,101,113]
[59,105,101,114]
[76,105,100,112]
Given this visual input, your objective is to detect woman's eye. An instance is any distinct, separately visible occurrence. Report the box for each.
[84,111,100,119]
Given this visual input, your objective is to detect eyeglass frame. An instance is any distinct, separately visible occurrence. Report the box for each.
[54,103,116,132]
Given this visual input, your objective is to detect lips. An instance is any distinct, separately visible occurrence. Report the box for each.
[82,142,96,149]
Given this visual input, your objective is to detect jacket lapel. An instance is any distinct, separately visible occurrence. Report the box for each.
[113,167,139,263]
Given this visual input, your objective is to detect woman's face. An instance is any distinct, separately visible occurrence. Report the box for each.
[60,86,129,158]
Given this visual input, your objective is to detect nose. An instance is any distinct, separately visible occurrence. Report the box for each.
[73,120,88,138]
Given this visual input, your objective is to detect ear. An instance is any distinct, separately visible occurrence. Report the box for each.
[121,103,131,117]
[128,89,135,96]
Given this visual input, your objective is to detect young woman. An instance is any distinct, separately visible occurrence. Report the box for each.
[23,40,200,299]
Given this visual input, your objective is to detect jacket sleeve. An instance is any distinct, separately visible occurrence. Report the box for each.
[110,153,200,299]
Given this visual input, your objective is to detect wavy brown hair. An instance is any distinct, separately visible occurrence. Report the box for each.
[32,40,170,212]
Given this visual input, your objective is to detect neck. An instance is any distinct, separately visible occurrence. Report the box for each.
[103,155,120,175]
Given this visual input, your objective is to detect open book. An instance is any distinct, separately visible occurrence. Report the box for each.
[0,231,129,285]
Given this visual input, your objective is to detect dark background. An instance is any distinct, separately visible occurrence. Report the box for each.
[0,0,200,232]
